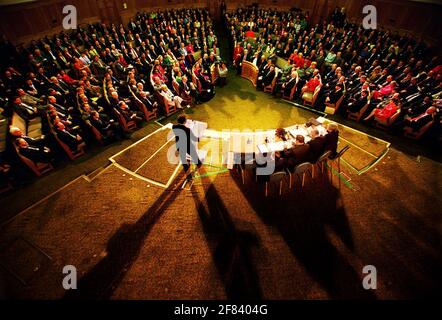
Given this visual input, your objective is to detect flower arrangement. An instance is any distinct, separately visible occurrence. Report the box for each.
[275,127,287,141]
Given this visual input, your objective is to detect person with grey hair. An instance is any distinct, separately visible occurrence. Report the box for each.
[324,123,339,157]
[307,128,326,162]
[9,126,47,149]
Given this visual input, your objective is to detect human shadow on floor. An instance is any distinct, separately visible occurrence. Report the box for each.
[190,169,262,299]
[229,167,375,299]
[63,177,183,299]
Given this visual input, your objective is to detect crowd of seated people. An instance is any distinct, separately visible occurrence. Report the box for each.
[0,8,222,184]
[225,7,441,139]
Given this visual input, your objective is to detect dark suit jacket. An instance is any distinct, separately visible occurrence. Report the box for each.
[307,136,326,162]
[324,131,339,156]
[172,123,197,155]
[287,144,310,168]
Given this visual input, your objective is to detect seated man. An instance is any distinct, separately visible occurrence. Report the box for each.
[54,121,84,152]
[282,70,299,96]
[179,75,200,104]
[89,111,120,139]
[403,106,438,132]
[17,88,40,107]
[135,82,158,112]
[117,101,144,124]
[257,65,276,90]
[9,126,47,148]
[345,85,370,114]
[16,138,51,163]
[307,128,326,162]
[285,135,310,170]
[11,96,39,120]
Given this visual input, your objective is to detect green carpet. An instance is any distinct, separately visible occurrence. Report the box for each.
[162,71,319,131]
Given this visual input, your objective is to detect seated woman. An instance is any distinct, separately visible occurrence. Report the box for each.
[160,84,186,110]
[301,75,321,95]
[372,80,397,100]
[364,93,401,122]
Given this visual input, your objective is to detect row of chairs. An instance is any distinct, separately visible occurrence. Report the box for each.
[236,145,350,197]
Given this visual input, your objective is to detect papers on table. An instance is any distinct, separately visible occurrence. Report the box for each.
[186,120,208,138]
[257,141,288,153]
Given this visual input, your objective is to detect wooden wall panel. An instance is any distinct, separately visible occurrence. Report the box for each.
[0,0,440,45]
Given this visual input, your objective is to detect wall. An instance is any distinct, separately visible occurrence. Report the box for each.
[225,0,442,43]
[0,0,440,46]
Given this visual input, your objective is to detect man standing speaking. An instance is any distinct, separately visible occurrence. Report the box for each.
[172,115,203,181]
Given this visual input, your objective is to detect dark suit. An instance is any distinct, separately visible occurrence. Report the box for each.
[307,136,326,162]
[19,145,51,163]
[324,131,339,157]
[56,128,80,151]
[286,144,310,169]
[172,123,201,173]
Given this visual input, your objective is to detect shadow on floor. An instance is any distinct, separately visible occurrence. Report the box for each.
[190,169,263,299]
[228,166,376,299]
[63,180,182,299]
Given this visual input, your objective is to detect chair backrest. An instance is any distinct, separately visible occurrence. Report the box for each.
[0,117,8,153]
[294,162,312,174]
[317,150,332,162]
[11,113,27,134]
[334,145,350,159]
[269,171,286,183]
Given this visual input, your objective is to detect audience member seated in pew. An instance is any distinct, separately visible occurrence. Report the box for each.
[160,84,186,110]
[345,86,369,114]
[364,93,401,122]
[89,111,122,140]
[11,96,39,120]
[117,101,144,125]
[54,121,84,152]
[257,65,276,90]
[179,75,200,105]
[9,126,48,149]
[15,137,52,163]
[401,106,438,132]
[135,83,158,112]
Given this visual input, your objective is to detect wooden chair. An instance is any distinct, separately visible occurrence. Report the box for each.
[155,91,178,117]
[348,100,371,122]
[264,69,279,93]
[375,108,401,129]
[47,114,86,160]
[13,142,53,177]
[111,107,137,133]
[302,85,322,106]
[172,80,192,105]
[282,78,299,100]
[403,120,435,140]
[324,94,345,115]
